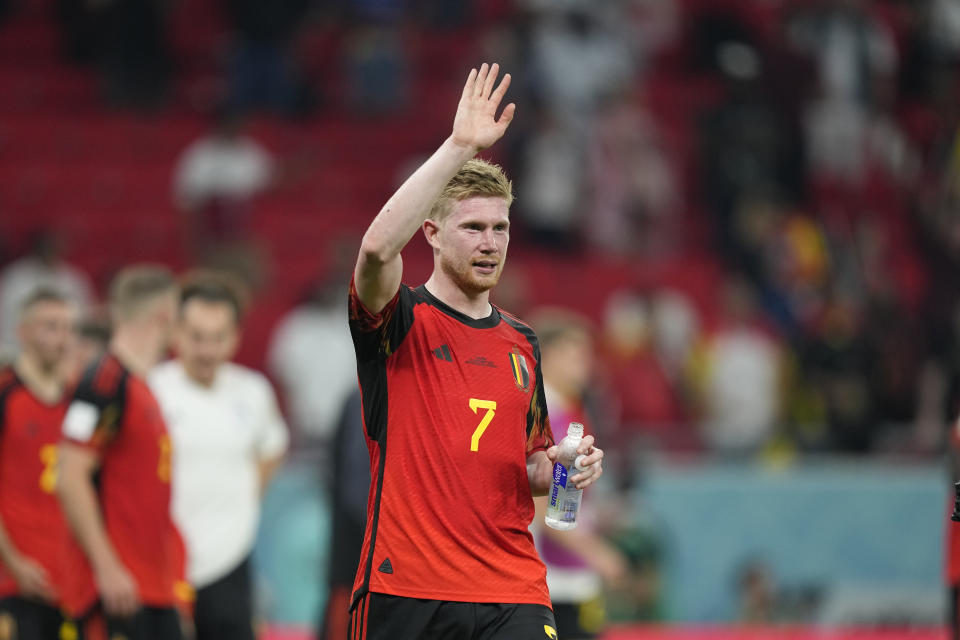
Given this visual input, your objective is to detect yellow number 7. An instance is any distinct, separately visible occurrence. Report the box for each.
[469,398,497,452]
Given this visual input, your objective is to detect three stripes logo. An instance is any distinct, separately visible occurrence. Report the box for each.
[508,346,530,392]
[432,344,453,362]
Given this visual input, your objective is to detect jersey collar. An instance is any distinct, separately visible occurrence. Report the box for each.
[417,285,502,329]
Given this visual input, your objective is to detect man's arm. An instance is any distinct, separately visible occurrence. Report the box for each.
[257,454,284,498]
[57,442,140,617]
[0,514,55,602]
[527,435,604,496]
[354,62,516,313]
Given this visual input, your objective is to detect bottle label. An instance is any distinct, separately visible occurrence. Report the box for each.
[549,462,567,509]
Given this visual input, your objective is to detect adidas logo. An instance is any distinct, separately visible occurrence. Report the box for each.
[378,558,394,574]
[466,356,497,368]
[432,344,452,362]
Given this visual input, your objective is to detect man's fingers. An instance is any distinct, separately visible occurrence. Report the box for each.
[577,435,596,455]
[496,103,516,130]
[474,63,489,97]
[490,72,512,106]
[574,462,603,489]
[461,68,478,100]
[482,63,500,99]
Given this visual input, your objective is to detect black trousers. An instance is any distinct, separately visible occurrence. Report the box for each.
[0,596,70,640]
[194,558,255,640]
[350,592,557,640]
[104,607,182,640]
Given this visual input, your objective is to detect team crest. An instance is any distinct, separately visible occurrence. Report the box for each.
[508,346,530,392]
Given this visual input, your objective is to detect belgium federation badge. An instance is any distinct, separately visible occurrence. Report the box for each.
[509,346,530,392]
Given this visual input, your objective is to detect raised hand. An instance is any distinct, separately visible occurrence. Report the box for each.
[451,63,516,153]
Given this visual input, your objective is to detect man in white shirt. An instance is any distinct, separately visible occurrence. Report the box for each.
[149,273,288,640]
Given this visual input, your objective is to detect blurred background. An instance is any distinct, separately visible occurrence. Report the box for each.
[0,0,957,637]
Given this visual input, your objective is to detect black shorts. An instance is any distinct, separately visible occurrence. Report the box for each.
[194,558,255,640]
[82,606,182,640]
[349,592,557,640]
[0,596,72,640]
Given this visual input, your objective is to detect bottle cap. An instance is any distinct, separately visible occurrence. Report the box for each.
[567,422,584,439]
[574,454,588,471]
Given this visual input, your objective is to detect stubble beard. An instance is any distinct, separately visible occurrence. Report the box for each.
[441,253,502,297]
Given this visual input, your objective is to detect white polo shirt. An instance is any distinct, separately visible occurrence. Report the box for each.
[149,360,289,588]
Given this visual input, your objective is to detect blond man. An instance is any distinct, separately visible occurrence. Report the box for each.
[346,63,605,640]
[58,266,188,640]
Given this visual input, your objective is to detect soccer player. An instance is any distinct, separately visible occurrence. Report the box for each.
[0,289,76,638]
[347,62,604,639]
[57,265,187,640]
[149,273,288,640]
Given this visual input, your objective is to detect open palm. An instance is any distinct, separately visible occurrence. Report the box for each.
[451,63,516,152]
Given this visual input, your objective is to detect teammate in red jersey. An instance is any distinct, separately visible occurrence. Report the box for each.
[57,266,189,640]
[347,63,604,640]
[0,288,76,638]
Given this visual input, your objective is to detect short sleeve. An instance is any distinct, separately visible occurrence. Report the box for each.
[62,358,126,451]
[525,340,555,455]
[348,278,416,362]
[254,376,289,460]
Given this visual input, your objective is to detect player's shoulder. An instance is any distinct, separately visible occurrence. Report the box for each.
[73,353,129,405]
[496,307,540,347]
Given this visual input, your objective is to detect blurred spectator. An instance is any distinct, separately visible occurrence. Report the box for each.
[587,89,680,257]
[649,289,699,383]
[689,278,785,454]
[600,292,687,449]
[224,0,312,115]
[317,389,368,640]
[736,559,777,623]
[173,110,276,247]
[529,309,626,640]
[150,273,288,640]
[698,43,805,263]
[267,271,356,449]
[527,4,634,127]
[786,0,897,106]
[595,487,666,623]
[172,110,277,288]
[343,25,410,116]
[0,231,95,357]
[517,106,586,248]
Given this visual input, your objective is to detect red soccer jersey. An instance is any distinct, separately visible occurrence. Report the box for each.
[0,367,70,601]
[349,281,555,608]
[60,353,181,613]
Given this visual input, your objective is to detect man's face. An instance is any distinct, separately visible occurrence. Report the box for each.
[432,197,510,296]
[174,299,239,386]
[18,300,75,373]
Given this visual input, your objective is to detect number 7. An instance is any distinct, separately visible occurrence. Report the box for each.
[469,399,497,452]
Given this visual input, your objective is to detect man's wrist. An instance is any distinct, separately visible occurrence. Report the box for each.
[91,546,124,576]
[445,135,480,160]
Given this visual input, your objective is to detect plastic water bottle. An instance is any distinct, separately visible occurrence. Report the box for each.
[545,422,587,530]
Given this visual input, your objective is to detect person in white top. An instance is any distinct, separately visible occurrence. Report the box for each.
[149,273,288,640]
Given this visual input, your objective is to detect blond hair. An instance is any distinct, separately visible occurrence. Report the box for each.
[428,158,514,223]
[109,265,177,323]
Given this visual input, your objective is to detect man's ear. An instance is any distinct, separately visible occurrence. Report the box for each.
[423,218,441,251]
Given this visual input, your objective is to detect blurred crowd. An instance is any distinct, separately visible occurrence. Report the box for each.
[4,0,960,463]
[3,0,960,632]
